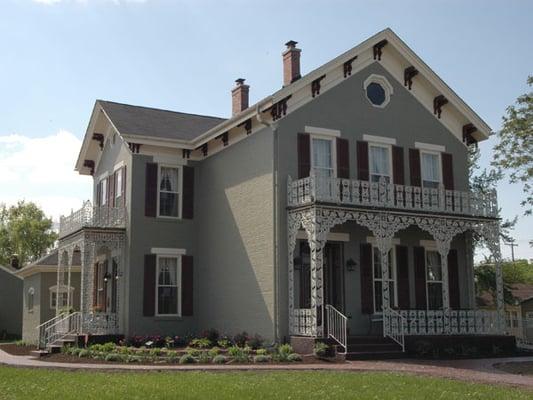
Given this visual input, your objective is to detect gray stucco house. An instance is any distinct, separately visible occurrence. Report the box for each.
[41,28,509,355]
[0,264,22,339]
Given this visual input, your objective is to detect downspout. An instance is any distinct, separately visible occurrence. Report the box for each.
[255,98,282,343]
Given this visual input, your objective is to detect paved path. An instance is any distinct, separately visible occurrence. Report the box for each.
[1,349,533,389]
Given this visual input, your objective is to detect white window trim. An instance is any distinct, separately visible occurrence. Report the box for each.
[115,168,123,199]
[371,246,398,314]
[415,142,446,153]
[296,230,350,242]
[368,142,393,183]
[156,164,183,219]
[419,149,442,188]
[425,248,444,311]
[155,254,182,317]
[363,74,394,109]
[151,247,187,256]
[363,134,396,146]
[304,126,341,138]
[310,134,337,178]
[50,289,72,309]
[100,177,108,206]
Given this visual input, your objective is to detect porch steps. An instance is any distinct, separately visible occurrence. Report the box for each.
[339,336,405,360]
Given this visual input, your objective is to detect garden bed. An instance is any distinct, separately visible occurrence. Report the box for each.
[494,361,533,376]
[0,342,37,356]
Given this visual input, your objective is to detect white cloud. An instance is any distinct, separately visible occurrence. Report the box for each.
[0,131,91,223]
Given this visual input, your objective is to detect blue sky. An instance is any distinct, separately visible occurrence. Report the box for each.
[0,0,531,260]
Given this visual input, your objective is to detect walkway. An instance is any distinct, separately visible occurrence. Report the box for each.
[1,349,533,389]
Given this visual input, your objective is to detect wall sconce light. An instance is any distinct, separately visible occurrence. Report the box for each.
[103,272,112,282]
[346,258,357,272]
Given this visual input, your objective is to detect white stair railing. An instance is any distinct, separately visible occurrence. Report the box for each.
[36,314,65,349]
[383,308,406,352]
[38,312,82,349]
[325,304,348,353]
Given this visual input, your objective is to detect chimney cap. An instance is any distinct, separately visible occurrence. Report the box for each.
[235,78,246,85]
[285,40,298,49]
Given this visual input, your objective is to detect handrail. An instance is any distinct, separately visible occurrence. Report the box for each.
[325,304,348,353]
[58,201,126,239]
[383,308,406,352]
[287,171,498,218]
[39,312,82,349]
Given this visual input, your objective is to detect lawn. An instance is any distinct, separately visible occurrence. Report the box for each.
[0,367,530,400]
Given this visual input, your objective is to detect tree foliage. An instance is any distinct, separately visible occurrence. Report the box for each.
[492,76,533,215]
[0,201,57,267]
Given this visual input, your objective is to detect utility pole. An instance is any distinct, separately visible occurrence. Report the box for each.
[505,241,518,262]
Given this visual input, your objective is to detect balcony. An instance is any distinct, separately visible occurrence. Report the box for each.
[58,201,126,239]
[287,172,498,219]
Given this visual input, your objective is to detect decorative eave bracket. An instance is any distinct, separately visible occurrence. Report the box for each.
[373,40,388,61]
[182,149,191,159]
[462,124,478,148]
[265,95,292,121]
[343,56,358,78]
[92,133,104,150]
[196,143,208,157]
[237,118,252,135]
[83,160,95,175]
[404,66,419,90]
[311,75,326,97]
[216,131,229,147]
[128,142,141,154]
[433,95,448,119]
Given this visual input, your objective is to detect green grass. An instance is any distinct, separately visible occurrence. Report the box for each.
[0,366,530,399]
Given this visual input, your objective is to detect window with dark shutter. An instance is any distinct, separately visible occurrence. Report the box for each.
[336,138,350,179]
[396,245,409,309]
[182,166,194,219]
[356,141,369,181]
[182,255,194,316]
[448,249,460,309]
[143,254,156,317]
[145,163,158,217]
[297,133,311,178]
[392,146,405,185]
[413,246,427,309]
[108,173,115,207]
[96,182,101,207]
[360,243,373,314]
[122,166,127,207]
[409,149,421,187]
[441,153,454,190]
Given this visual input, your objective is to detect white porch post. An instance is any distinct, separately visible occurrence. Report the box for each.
[66,250,73,312]
[309,235,326,337]
[439,248,450,311]
[287,212,299,335]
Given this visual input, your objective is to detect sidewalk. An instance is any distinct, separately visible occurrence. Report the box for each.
[1,348,533,389]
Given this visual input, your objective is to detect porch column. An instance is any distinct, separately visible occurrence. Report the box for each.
[66,249,73,312]
[309,236,326,337]
[438,247,451,311]
[465,232,476,309]
[376,238,393,336]
[287,211,300,336]
[487,225,504,333]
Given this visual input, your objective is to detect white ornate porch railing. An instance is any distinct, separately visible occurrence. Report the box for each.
[38,311,82,349]
[82,313,118,335]
[325,304,348,353]
[393,310,501,336]
[383,308,406,351]
[59,201,126,239]
[287,173,498,218]
[292,308,314,336]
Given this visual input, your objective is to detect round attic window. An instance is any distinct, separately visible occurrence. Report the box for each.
[363,74,394,108]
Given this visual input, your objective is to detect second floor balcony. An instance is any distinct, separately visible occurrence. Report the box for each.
[58,201,126,239]
[287,172,498,219]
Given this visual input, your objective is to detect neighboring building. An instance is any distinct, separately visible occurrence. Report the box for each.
[15,251,81,344]
[40,28,508,354]
[0,265,22,339]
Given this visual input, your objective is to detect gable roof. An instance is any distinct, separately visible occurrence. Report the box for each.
[76,28,492,173]
[15,249,82,278]
[98,100,226,142]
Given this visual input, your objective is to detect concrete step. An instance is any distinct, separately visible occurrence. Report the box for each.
[30,350,50,358]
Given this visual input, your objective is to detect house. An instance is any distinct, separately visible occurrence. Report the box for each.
[0,264,22,339]
[15,251,81,344]
[40,28,510,356]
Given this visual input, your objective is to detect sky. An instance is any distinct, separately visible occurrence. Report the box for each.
[0,0,532,261]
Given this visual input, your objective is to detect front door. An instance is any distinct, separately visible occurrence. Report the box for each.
[323,243,345,312]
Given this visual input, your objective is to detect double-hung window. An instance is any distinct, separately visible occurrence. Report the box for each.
[51,291,69,309]
[311,137,335,179]
[421,151,441,189]
[156,256,181,316]
[372,247,396,313]
[99,178,108,206]
[426,249,443,310]
[115,168,123,203]
[369,144,391,183]
[158,166,181,218]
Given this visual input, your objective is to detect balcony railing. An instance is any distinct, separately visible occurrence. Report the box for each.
[59,201,126,238]
[287,172,498,218]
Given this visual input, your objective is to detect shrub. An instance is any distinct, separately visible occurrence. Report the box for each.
[105,353,122,362]
[277,344,293,361]
[101,342,116,353]
[212,355,228,364]
[233,332,249,347]
[228,346,249,363]
[198,351,211,364]
[78,349,90,358]
[253,354,271,363]
[208,347,221,357]
[149,348,162,357]
[255,348,268,356]
[246,334,264,350]
[70,347,82,357]
[126,355,143,363]
[201,328,220,345]
[189,338,211,349]
[313,342,329,357]
[167,351,179,363]
[179,354,196,364]
[217,339,231,349]
[287,353,302,362]
[414,340,433,357]
[186,347,201,357]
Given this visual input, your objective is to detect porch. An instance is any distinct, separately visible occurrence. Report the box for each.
[287,173,505,353]
[39,202,126,349]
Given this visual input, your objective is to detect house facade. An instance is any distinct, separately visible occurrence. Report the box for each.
[0,265,22,339]
[43,28,506,353]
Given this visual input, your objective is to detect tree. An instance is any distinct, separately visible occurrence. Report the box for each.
[492,76,533,215]
[0,201,57,267]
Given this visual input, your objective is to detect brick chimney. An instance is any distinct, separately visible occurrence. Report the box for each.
[231,78,249,115]
[283,40,301,86]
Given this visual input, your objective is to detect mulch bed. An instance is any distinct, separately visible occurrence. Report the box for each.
[494,361,533,376]
[0,344,37,356]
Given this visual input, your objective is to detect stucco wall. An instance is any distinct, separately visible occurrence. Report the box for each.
[22,274,40,344]
[0,269,22,338]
